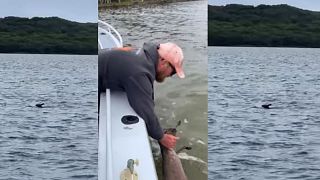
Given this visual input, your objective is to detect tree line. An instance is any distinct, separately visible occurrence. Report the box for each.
[0,17,97,54]
[208,4,320,47]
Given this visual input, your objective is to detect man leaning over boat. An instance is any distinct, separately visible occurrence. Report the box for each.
[98,42,185,149]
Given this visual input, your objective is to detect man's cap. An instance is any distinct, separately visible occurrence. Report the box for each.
[158,42,185,78]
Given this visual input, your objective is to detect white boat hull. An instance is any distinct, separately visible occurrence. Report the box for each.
[99,90,158,180]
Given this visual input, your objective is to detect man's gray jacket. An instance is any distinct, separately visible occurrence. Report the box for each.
[98,43,163,140]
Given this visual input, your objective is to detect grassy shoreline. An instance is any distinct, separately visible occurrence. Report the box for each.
[208,4,320,48]
[99,0,197,8]
[0,16,97,55]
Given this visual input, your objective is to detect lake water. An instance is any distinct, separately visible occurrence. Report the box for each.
[100,1,208,179]
[0,54,97,180]
[208,47,320,179]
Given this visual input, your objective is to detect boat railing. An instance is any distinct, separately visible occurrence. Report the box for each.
[98,20,123,48]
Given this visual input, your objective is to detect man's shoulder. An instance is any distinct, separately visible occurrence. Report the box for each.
[102,48,144,59]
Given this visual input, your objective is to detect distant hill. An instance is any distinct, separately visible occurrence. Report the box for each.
[208,4,320,47]
[0,17,97,54]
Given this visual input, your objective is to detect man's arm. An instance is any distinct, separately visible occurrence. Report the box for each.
[124,74,164,140]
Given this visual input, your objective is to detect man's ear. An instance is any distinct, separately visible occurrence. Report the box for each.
[157,58,166,69]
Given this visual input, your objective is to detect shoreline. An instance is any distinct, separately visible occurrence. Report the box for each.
[98,0,199,8]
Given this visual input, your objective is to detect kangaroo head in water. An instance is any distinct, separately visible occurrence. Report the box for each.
[163,120,181,136]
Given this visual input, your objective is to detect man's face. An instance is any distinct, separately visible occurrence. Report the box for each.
[156,59,176,83]
[157,42,184,79]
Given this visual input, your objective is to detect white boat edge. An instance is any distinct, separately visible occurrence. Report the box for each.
[98,92,108,180]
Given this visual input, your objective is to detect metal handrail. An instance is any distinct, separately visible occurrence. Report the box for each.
[98,20,123,47]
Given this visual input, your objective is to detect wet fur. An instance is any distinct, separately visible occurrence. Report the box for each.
[160,128,187,180]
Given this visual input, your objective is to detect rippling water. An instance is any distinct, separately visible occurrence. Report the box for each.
[208,47,320,180]
[0,54,97,179]
[100,1,208,179]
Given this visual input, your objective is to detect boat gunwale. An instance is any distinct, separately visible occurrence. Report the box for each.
[98,20,123,48]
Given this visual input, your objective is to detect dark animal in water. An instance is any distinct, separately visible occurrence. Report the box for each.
[160,121,191,180]
[262,104,272,109]
[35,103,44,108]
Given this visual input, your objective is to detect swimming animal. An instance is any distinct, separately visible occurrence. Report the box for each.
[262,104,272,109]
[35,103,44,108]
[161,121,190,180]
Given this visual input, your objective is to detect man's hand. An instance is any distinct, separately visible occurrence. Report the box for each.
[159,134,179,149]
